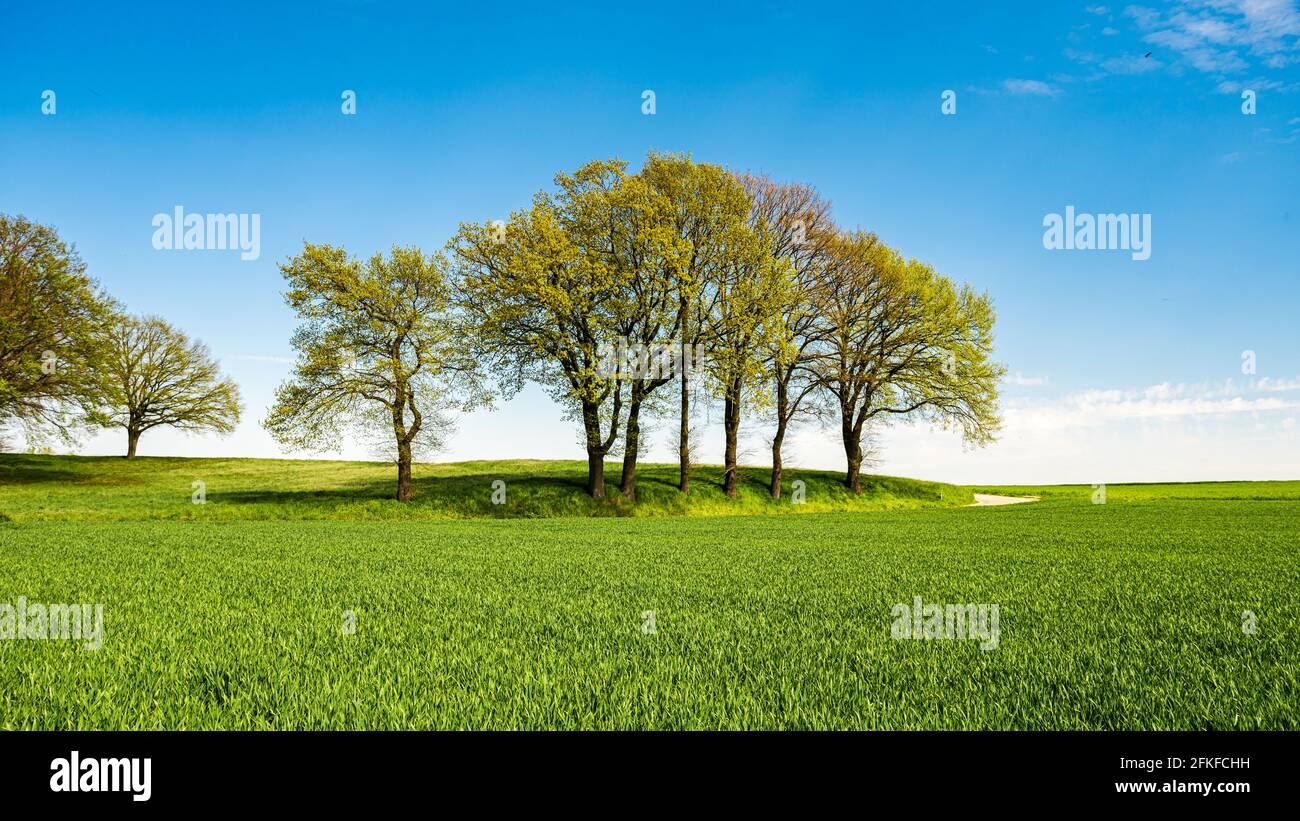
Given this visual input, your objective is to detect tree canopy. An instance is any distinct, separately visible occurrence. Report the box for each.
[451,159,645,498]
[4,157,1003,503]
[89,314,242,457]
[817,231,1003,492]
[264,243,485,501]
[0,214,117,446]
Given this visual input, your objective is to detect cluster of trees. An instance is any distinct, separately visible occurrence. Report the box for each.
[3,153,1002,500]
[1,215,242,456]
[265,152,1004,502]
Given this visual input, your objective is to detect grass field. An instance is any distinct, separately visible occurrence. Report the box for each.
[1,455,1297,729]
[0,454,969,521]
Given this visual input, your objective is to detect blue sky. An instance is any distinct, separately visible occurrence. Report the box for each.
[3,0,1298,482]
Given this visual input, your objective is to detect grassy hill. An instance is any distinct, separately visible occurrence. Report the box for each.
[0,454,971,522]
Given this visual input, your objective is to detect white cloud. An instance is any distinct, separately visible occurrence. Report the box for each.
[1101,53,1165,72]
[1256,376,1300,391]
[811,376,1300,484]
[1003,78,1062,96]
[1125,5,1164,30]
[1118,1,1300,79]
[1006,391,1298,432]
[1004,372,1050,386]
[1217,75,1298,91]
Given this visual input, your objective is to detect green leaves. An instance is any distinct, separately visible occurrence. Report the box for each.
[451,153,1005,498]
[817,230,1005,489]
[265,243,485,498]
[90,314,242,456]
[0,215,119,445]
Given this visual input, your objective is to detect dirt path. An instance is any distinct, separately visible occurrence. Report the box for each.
[967,493,1040,507]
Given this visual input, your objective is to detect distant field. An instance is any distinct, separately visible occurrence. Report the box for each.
[1,456,1297,729]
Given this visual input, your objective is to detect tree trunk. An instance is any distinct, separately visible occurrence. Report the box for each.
[723,379,742,498]
[126,427,140,458]
[587,449,606,499]
[678,299,691,494]
[620,398,642,502]
[582,400,607,499]
[396,440,413,502]
[771,425,787,500]
[770,378,788,499]
[678,350,691,495]
[842,417,862,494]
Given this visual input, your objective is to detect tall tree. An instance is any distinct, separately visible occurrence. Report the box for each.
[603,168,678,503]
[89,314,241,457]
[638,154,753,495]
[736,174,837,499]
[264,244,481,501]
[819,231,1004,492]
[0,215,117,446]
[450,160,633,498]
[697,204,794,499]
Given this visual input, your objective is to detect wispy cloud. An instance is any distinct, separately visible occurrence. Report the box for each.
[1101,53,1165,72]
[1121,1,1300,79]
[1216,75,1297,90]
[1002,78,1062,96]
[788,374,1300,484]
[1256,376,1300,391]
[1005,377,1300,432]
[1064,2,1300,91]
[1004,372,1050,386]
[1063,45,1163,79]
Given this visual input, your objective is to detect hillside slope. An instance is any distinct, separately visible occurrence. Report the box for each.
[0,455,971,522]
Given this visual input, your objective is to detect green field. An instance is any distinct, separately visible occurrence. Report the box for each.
[0,454,969,521]
[1,455,1297,729]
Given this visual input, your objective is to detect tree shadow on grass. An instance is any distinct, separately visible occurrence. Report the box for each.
[0,459,144,486]
[0,466,81,485]
[212,471,604,517]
